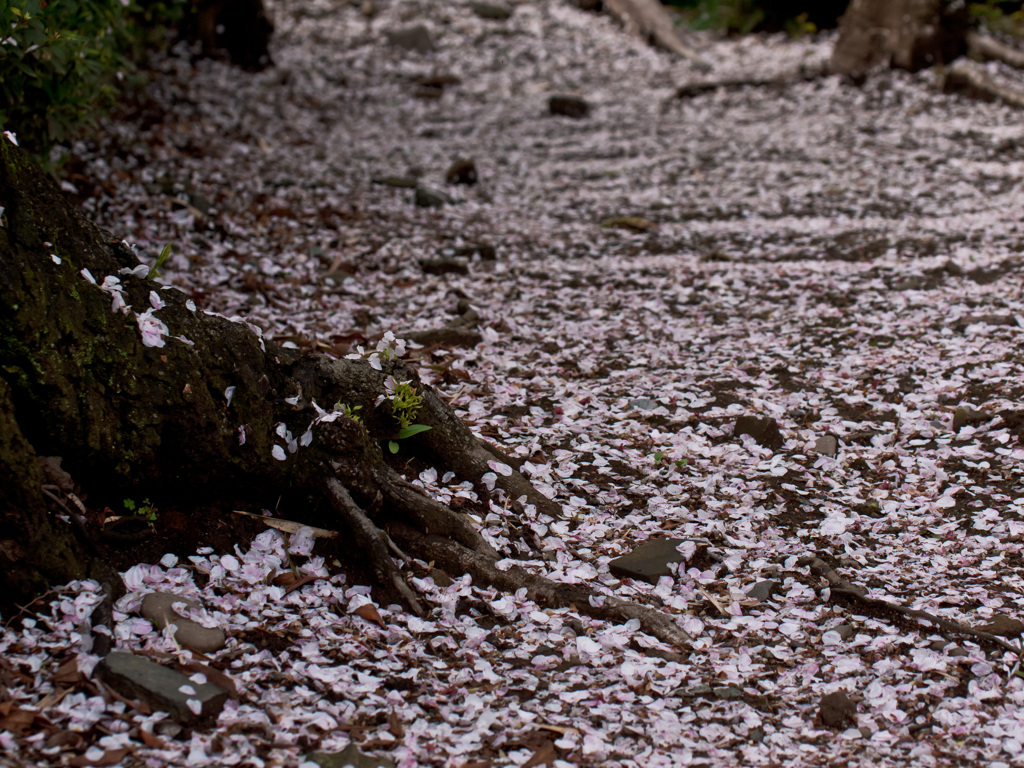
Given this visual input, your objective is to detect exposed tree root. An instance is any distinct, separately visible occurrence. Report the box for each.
[1,139,697,650]
[603,0,711,71]
[325,477,424,616]
[416,384,563,520]
[943,58,1024,109]
[674,67,826,100]
[391,523,693,649]
[967,30,1024,70]
[801,556,1023,655]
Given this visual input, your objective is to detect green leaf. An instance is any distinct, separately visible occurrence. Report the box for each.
[397,424,432,439]
[653,451,665,463]
[147,242,172,280]
[388,440,400,454]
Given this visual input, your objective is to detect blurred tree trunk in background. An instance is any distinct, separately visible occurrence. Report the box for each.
[831,0,968,75]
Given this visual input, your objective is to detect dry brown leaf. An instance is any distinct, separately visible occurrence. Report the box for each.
[283,574,321,595]
[0,706,36,734]
[53,657,82,685]
[271,571,299,588]
[523,742,558,768]
[139,728,164,749]
[387,708,405,738]
[353,603,385,628]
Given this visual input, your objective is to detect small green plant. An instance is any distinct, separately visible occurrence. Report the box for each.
[653,451,689,470]
[147,242,173,280]
[378,376,432,453]
[335,403,363,422]
[123,497,156,525]
[0,1,186,159]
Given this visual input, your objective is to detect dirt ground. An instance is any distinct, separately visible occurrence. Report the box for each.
[6,1,1024,765]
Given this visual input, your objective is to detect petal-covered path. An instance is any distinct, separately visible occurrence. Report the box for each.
[5,1,1024,765]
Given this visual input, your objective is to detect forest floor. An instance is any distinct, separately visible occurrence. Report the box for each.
[6,0,1024,766]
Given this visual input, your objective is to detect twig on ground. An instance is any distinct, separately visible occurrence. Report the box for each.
[697,585,729,617]
[391,523,693,649]
[799,556,1023,655]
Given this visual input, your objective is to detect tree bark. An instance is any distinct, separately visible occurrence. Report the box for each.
[0,141,691,648]
[830,0,968,76]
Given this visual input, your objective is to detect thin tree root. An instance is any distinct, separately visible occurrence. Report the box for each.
[390,524,692,649]
[325,477,424,616]
[801,556,1023,655]
[376,468,498,558]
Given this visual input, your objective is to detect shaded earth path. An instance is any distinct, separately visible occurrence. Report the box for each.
[6,1,1024,765]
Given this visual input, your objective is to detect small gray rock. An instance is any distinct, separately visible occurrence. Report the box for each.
[140,592,226,654]
[445,157,478,185]
[734,415,783,451]
[420,258,469,276]
[947,646,969,657]
[307,744,395,768]
[428,568,454,588]
[95,652,228,725]
[813,434,839,457]
[745,579,780,603]
[414,186,453,208]
[549,94,590,118]
[400,327,482,348]
[830,624,855,641]
[819,690,856,728]
[952,405,986,432]
[372,175,418,188]
[628,398,659,411]
[713,686,743,700]
[472,2,513,20]
[609,539,687,583]
[386,25,434,53]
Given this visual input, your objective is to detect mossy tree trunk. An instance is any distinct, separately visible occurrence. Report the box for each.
[0,141,690,647]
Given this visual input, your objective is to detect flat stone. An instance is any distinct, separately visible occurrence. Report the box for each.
[386,25,434,53]
[745,579,780,603]
[713,686,743,700]
[548,94,589,118]
[420,258,469,276]
[445,157,478,185]
[813,434,839,457]
[819,690,856,728]
[628,398,659,411]
[471,2,513,20]
[372,176,418,188]
[140,592,226,654]
[428,567,454,588]
[95,652,228,725]
[414,186,453,208]
[608,538,686,583]
[306,744,395,768]
[831,623,855,641]
[734,415,783,451]
[401,327,482,348]
[952,405,986,432]
[438,242,495,261]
